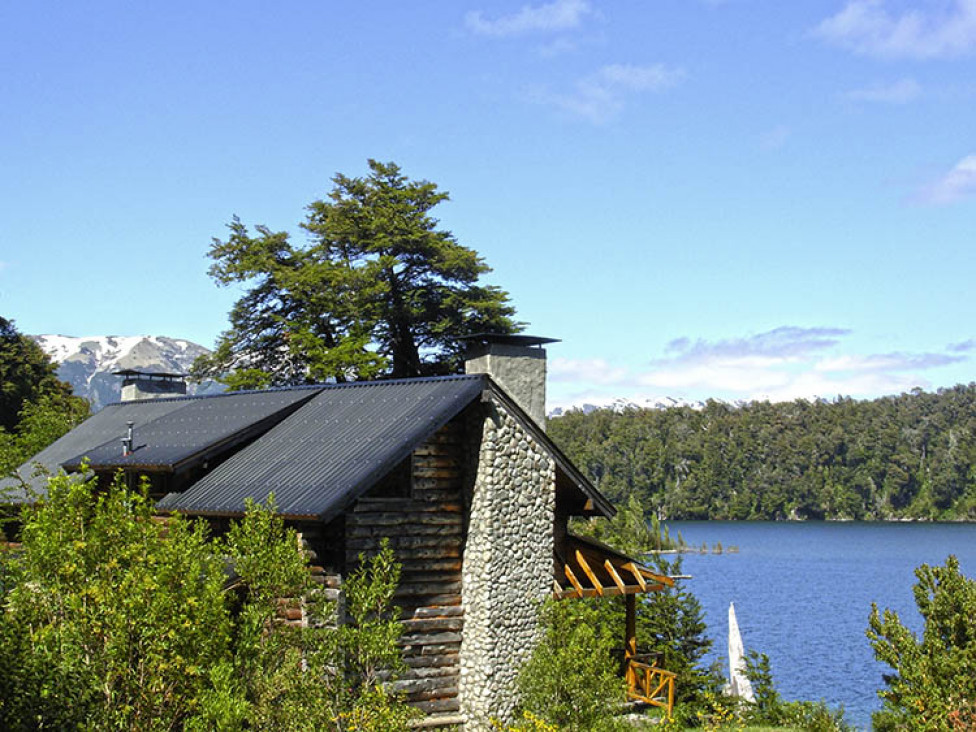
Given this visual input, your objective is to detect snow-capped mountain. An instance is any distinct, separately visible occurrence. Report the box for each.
[32,335,222,411]
[548,395,708,417]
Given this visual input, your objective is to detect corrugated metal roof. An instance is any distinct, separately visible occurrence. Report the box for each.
[157,375,486,520]
[5,371,613,527]
[0,388,322,502]
[61,389,320,472]
[0,398,190,501]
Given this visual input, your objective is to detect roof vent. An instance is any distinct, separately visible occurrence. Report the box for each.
[121,420,134,456]
[114,369,187,402]
[461,333,558,429]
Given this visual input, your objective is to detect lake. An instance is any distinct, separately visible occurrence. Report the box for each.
[662,521,976,730]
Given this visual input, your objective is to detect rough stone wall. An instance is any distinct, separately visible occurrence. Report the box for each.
[464,345,547,429]
[458,399,556,728]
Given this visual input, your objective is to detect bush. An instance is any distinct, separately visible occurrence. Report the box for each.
[0,475,414,730]
[867,555,976,731]
[0,473,230,729]
[517,598,631,731]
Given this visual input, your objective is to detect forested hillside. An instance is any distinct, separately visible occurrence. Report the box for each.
[549,384,976,521]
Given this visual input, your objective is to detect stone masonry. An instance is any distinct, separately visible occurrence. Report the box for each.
[458,399,556,728]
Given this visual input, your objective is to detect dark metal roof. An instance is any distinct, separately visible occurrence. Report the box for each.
[5,369,613,527]
[61,389,321,472]
[157,375,486,520]
[0,397,190,501]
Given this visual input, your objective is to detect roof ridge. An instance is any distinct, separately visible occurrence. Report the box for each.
[311,373,485,390]
[104,382,325,408]
[104,374,486,408]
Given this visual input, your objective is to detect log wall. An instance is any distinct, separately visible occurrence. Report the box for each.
[346,417,468,717]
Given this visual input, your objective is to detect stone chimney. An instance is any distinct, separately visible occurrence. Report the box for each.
[115,369,187,402]
[462,334,557,429]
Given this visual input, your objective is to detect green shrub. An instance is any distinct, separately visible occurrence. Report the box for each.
[867,555,976,731]
[0,476,414,730]
[0,472,230,730]
[517,598,630,731]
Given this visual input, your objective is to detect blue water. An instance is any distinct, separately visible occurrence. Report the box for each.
[663,521,976,730]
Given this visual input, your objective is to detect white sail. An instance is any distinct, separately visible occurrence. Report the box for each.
[727,602,755,702]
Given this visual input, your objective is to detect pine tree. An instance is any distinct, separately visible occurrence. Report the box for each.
[194,160,519,388]
[0,317,74,431]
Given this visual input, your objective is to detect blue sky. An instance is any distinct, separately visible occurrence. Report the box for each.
[2,1,974,411]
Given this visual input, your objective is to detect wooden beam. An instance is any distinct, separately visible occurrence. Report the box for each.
[554,585,643,599]
[554,583,668,600]
[636,566,674,587]
[563,564,585,598]
[605,559,627,594]
[574,550,603,596]
[623,562,647,591]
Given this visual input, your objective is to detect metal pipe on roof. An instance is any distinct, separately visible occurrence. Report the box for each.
[122,420,134,456]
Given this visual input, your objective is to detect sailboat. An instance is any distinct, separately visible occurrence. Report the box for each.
[726,602,755,702]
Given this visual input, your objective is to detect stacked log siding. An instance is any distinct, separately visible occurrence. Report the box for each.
[347,420,467,715]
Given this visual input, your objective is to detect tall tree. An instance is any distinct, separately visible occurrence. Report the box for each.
[0,391,91,478]
[0,317,73,431]
[0,318,87,478]
[194,160,520,389]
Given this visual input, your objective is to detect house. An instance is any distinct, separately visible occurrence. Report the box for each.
[3,335,673,727]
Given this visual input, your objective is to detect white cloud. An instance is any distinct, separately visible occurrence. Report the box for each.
[546,326,973,412]
[948,338,976,352]
[595,64,684,91]
[846,77,922,103]
[637,361,794,393]
[816,0,976,58]
[466,0,592,37]
[815,351,964,372]
[753,371,927,403]
[537,37,579,57]
[916,154,976,204]
[537,63,686,124]
[659,326,851,363]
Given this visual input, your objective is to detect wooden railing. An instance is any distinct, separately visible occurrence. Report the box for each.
[625,656,675,719]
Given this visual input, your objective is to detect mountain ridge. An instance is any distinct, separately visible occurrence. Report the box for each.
[31,334,220,410]
[548,395,709,417]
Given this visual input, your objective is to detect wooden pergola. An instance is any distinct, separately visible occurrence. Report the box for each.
[554,534,677,718]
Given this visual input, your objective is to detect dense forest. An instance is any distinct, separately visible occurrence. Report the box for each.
[549,384,976,521]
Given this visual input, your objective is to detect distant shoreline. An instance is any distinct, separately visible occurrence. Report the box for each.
[661,517,976,524]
